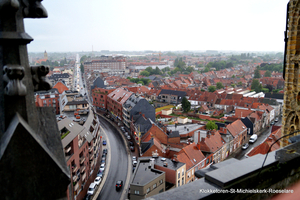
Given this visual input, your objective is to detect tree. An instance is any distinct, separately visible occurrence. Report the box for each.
[216,82,224,89]
[251,79,261,93]
[206,121,218,130]
[208,86,216,92]
[181,97,191,113]
[140,71,150,76]
[80,63,84,73]
[231,84,236,88]
[261,88,269,93]
[237,81,243,86]
[137,81,144,85]
[254,66,261,78]
[231,75,235,78]
[264,70,272,77]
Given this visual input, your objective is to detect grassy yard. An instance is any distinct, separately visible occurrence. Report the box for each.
[155,105,174,113]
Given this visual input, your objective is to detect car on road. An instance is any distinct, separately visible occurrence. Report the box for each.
[127,135,131,140]
[132,166,136,172]
[87,182,97,195]
[132,156,136,161]
[101,159,105,164]
[133,160,137,167]
[97,170,104,178]
[100,163,105,171]
[103,149,107,154]
[103,140,107,145]
[130,146,135,152]
[94,177,101,186]
[83,194,92,200]
[129,141,134,146]
[275,117,279,122]
[249,134,258,144]
[270,121,275,125]
[116,180,123,190]
[242,143,249,150]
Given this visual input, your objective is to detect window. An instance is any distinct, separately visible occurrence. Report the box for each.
[134,190,139,194]
[153,183,157,189]
[192,169,194,175]
[187,172,190,178]
[49,99,51,103]
[43,100,46,104]
[178,180,180,187]
[146,187,150,193]
[182,177,184,185]
[159,179,163,185]
[178,172,180,179]
[182,169,184,176]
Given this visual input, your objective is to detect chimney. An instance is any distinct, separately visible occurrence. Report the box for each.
[197,143,201,150]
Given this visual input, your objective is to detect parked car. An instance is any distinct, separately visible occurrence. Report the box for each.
[270,121,275,125]
[249,134,258,143]
[132,166,136,172]
[94,177,102,186]
[101,159,105,164]
[103,149,107,154]
[116,180,123,190]
[127,135,131,140]
[129,141,134,146]
[83,194,92,200]
[242,143,249,150]
[132,156,136,161]
[87,182,97,195]
[130,146,135,152]
[275,117,279,122]
[100,163,105,171]
[97,170,104,178]
[133,161,137,167]
[103,140,107,145]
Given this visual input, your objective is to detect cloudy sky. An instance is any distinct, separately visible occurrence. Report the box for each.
[25,0,288,53]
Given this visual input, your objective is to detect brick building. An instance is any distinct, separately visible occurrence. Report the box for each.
[83,55,126,73]
[92,87,114,110]
[35,88,60,114]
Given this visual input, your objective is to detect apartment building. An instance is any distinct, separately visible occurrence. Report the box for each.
[84,55,126,73]
[58,109,101,200]
[35,88,60,114]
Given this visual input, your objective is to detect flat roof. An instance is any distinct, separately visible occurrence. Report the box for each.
[132,159,164,186]
[167,124,203,136]
[153,156,185,170]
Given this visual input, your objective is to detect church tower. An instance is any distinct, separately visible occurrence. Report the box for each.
[282,0,300,146]
[44,50,48,60]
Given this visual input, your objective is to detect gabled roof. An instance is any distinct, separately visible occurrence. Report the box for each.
[53,81,69,94]
[199,130,225,153]
[176,143,206,170]
[226,120,247,138]
[108,88,133,104]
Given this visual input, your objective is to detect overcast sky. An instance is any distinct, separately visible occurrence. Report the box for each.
[25,0,288,53]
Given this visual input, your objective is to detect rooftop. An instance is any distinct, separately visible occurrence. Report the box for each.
[167,124,203,136]
[152,156,185,171]
[131,158,165,186]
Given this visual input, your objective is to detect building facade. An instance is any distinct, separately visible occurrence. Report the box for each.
[84,55,126,73]
[35,89,60,114]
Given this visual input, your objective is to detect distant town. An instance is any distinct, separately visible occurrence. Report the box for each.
[31,50,284,200]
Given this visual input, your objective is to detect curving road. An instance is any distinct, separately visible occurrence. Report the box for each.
[96,116,129,200]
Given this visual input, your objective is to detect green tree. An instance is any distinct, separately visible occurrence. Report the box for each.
[237,81,243,86]
[251,79,261,93]
[186,66,194,73]
[197,63,204,68]
[232,75,235,78]
[208,86,216,92]
[181,97,191,113]
[80,63,84,73]
[261,88,269,93]
[137,81,144,85]
[216,82,224,89]
[231,84,236,87]
[254,66,261,78]
[264,70,272,77]
[140,71,150,76]
[206,121,218,130]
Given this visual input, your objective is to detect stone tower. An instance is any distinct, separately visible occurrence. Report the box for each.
[0,1,70,199]
[44,50,48,60]
[282,0,300,146]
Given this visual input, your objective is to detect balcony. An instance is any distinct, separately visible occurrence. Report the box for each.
[73,182,79,191]
[89,154,94,161]
[81,172,86,182]
[80,157,85,164]
[72,174,78,182]
[80,165,86,173]
[65,146,71,153]
[72,165,77,173]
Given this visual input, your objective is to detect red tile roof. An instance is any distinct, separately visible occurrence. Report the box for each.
[226,119,247,138]
[176,143,206,170]
[53,81,69,94]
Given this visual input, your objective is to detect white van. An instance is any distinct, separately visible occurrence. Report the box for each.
[249,134,257,143]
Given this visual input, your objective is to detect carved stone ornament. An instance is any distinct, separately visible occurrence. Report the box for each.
[3,64,27,96]
[0,0,20,12]
[31,65,51,91]
[22,0,48,18]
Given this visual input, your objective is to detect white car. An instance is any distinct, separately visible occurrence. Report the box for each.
[94,177,101,186]
[132,156,136,161]
[87,182,97,195]
[133,160,137,167]
[100,163,105,171]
